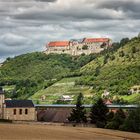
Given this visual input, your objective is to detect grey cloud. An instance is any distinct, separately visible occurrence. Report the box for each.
[96,0,140,19]
[96,0,140,12]
[34,0,57,2]
[0,0,140,62]
[0,33,29,46]
[0,0,56,2]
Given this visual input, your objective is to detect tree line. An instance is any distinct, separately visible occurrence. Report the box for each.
[68,93,140,133]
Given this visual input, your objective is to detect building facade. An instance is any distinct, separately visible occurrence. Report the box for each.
[45,37,112,55]
[0,89,36,121]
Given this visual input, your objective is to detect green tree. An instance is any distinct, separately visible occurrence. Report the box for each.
[119,50,125,57]
[94,66,101,76]
[120,38,129,47]
[90,98,109,128]
[68,93,87,123]
[105,109,126,129]
[103,54,109,64]
[0,86,2,91]
[82,45,88,50]
[132,46,137,53]
[106,111,114,121]
[120,108,140,133]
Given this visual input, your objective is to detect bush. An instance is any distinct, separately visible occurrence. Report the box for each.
[105,121,119,129]
[96,121,106,128]
[106,111,114,121]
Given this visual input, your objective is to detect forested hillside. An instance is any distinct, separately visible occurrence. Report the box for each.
[0,35,140,103]
[77,37,140,103]
[0,52,96,99]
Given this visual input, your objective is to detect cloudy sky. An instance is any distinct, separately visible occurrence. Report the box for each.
[0,0,140,62]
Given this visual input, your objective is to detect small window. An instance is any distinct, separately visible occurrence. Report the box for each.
[25,109,28,115]
[19,109,22,115]
[13,109,16,115]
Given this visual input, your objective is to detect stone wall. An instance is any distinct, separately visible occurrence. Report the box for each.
[45,43,108,56]
[0,94,5,119]
[37,108,72,123]
[4,107,36,121]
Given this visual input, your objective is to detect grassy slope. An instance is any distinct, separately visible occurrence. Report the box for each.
[81,38,140,74]
[31,77,93,104]
[120,94,140,104]
[78,37,140,103]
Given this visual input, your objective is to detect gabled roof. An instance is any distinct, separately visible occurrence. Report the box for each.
[48,41,69,47]
[5,100,34,108]
[84,38,109,43]
[104,100,112,105]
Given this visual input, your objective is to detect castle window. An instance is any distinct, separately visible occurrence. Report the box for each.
[25,109,28,115]
[19,109,22,115]
[13,109,16,115]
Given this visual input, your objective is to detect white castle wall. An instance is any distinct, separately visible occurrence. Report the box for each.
[45,40,111,56]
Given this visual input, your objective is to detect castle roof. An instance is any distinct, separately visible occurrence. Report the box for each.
[84,38,109,43]
[48,41,69,47]
[5,100,34,108]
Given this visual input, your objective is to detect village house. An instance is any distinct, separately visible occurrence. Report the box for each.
[0,88,36,121]
[59,95,73,102]
[129,85,140,94]
[45,37,112,55]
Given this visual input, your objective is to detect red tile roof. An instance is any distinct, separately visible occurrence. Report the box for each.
[84,38,109,43]
[48,41,69,47]
[104,100,112,105]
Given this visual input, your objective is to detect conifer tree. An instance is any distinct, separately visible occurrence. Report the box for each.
[68,93,87,123]
[90,98,109,127]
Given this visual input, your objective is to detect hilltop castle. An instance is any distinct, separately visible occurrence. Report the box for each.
[45,37,112,55]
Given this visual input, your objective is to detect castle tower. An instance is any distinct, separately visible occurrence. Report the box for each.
[0,88,5,119]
